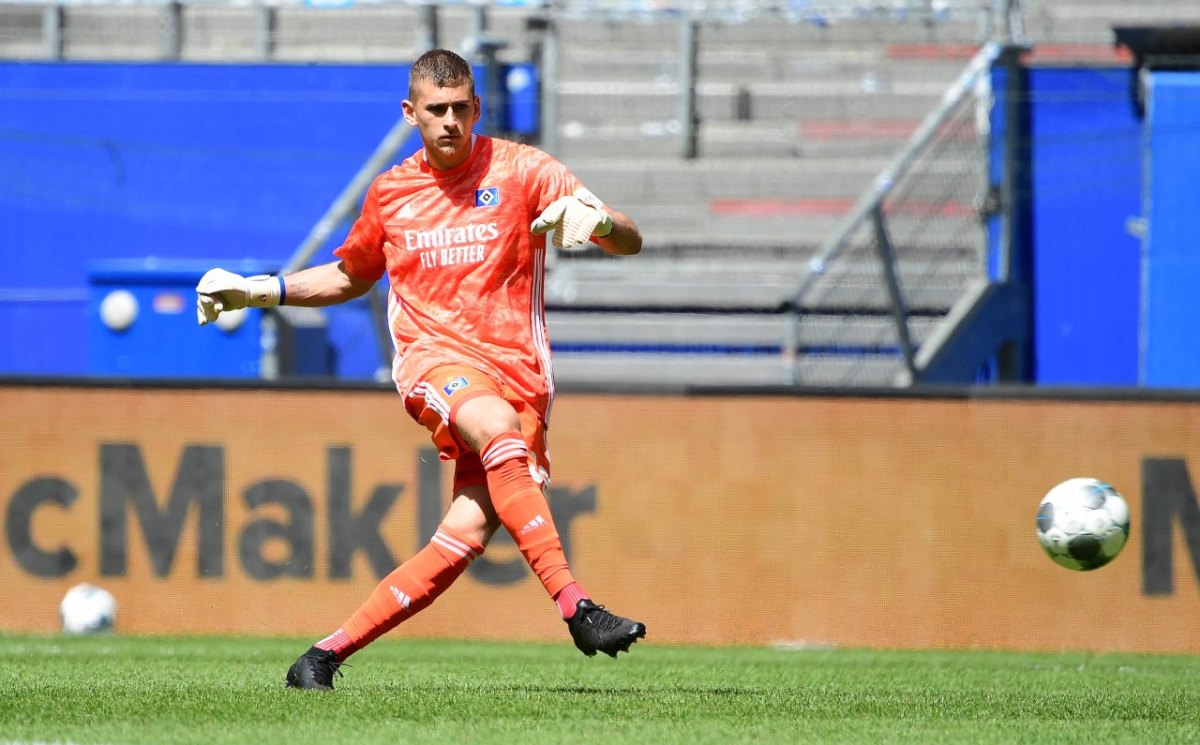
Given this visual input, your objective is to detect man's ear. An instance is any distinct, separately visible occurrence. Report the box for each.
[402,99,417,126]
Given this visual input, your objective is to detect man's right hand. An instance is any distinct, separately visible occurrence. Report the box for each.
[195,268,282,326]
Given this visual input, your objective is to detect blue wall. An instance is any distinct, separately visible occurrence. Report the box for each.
[0,62,430,377]
[1026,66,1143,386]
[1142,72,1200,387]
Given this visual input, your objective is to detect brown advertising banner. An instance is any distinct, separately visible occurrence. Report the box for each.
[2,383,1199,653]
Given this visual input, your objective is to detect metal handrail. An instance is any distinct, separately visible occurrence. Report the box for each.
[788,40,1003,308]
[784,40,1005,384]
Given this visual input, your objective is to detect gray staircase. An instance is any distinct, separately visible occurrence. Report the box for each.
[543,8,991,387]
[540,0,1200,389]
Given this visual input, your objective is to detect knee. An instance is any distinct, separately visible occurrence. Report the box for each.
[441,486,500,548]
[440,513,496,548]
[454,395,521,452]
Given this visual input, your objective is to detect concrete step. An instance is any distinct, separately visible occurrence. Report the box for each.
[543,257,982,312]
[548,310,941,348]
[565,158,979,204]
[555,79,947,125]
[0,5,42,58]
[555,43,971,85]
[555,16,983,47]
[553,117,936,160]
[794,119,924,159]
[545,260,809,309]
[294,5,533,62]
[180,5,263,62]
[265,4,539,63]
[567,158,883,201]
[552,351,797,387]
[553,120,803,160]
[1026,2,1200,44]
[269,6,428,63]
[790,313,940,347]
[800,274,970,313]
[58,6,167,61]
[792,354,906,386]
[552,350,906,388]
[626,208,984,253]
[630,209,839,248]
[702,17,982,46]
[550,311,790,346]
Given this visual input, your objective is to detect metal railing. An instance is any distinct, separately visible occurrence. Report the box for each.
[783,41,1005,385]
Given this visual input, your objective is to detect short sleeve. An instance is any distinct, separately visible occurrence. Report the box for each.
[522,147,585,215]
[333,177,388,282]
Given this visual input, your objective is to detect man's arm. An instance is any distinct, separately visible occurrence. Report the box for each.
[531,190,642,255]
[592,208,641,256]
[280,260,376,306]
[196,260,375,326]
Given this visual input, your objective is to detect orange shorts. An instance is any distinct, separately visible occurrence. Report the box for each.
[404,364,550,493]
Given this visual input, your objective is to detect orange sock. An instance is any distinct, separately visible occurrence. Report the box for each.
[481,431,576,598]
[330,525,483,655]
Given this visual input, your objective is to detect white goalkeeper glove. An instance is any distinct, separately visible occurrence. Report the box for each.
[531,188,613,250]
[195,268,283,326]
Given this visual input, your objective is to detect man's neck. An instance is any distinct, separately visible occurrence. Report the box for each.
[426,134,477,171]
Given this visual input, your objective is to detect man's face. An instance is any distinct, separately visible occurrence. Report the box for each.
[402,79,480,170]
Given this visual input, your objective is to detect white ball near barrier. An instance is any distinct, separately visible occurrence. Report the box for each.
[99,289,139,332]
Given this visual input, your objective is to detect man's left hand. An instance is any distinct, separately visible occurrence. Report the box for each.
[531,189,613,250]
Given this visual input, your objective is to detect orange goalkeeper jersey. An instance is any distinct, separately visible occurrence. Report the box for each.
[334,135,585,417]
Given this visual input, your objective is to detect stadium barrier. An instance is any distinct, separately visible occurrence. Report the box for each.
[3,380,1200,653]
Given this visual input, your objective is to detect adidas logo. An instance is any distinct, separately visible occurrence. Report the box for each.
[520,515,547,535]
[397,203,415,219]
[389,585,412,609]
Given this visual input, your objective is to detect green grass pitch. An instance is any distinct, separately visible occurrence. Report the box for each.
[2,634,1198,744]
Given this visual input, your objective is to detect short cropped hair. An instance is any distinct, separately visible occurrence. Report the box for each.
[409,49,475,100]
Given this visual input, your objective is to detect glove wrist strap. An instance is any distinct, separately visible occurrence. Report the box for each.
[246,276,283,308]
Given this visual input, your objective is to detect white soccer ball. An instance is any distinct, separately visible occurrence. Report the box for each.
[60,583,117,635]
[1035,478,1131,571]
[99,289,139,332]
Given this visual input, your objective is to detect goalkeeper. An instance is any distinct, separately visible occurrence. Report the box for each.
[196,49,644,691]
